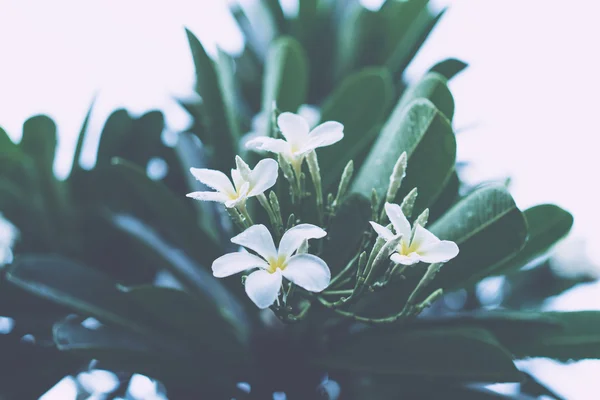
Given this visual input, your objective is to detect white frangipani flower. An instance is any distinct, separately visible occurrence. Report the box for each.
[240,104,322,149]
[370,203,459,266]
[0,214,19,265]
[245,112,343,173]
[212,224,331,309]
[186,157,278,208]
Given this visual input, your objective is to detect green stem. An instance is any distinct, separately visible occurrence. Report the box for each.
[237,203,254,228]
[322,289,354,296]
[329,253,360,288]
[227,207,246,231]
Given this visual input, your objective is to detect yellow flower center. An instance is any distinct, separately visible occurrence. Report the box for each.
[266,255,287,274]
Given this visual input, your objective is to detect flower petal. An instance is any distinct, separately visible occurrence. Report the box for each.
[277,112,310,145]
[278,224,326,258]
[298,104,321,128]
[231,168,245,192]
[246,137,291,155]
[212,252,268,278]
[411,224,442,250]
[231,224,277,260]
[245,269,282,309]
[305,121,344,150]
[385,203,412,238]
[189,168,235,196]
[248,158,279,197]
[282,254,331,292]
[390,252,421,266]
[418,241,460,264]
[369,221,395,241]
[186,191,228,203]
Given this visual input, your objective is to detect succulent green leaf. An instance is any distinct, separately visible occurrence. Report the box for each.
[126,286,248,351]
[397,72,455,120]
[96,109,134,166]
[487,204,574,277]
[185,28,239,172]
[315,327,522,382]
[6,255,157,336]
[53,317,236,395]
[262,36,308,124]
[385,4,446,78]
[321,194,371,275]
[105,158,221,266]
[497,312,600,360]
[71,96,96,175]
[429,58,469,80]
[352,99,456,214]
[0,126,19,153]
[318,67,393,190]
[20,115,57,171]
[428,185,528,290]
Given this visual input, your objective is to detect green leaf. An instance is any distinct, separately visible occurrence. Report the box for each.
[429,185,528,290]
[318,67,393,190]
[105,158,221,266]
[316,327,522,382]
[185,28,239,172]
[126,286,248,351]
[6,255,157,336]
[498,312,600,361]
[490,204,573,276]
[408,311,563,340]
[53,317,235,396]
[96,109,134,166]
[352,99,456,214]
[0,126,19,153]
[385,5,446,78]
[397,72,455,120]
[262,36,308,120]
[430,58,469,80]
[0,333,79,399]
[20,115,57,171]
[71,96,96,175]
[321,194,371,275]
[429,170,460,222]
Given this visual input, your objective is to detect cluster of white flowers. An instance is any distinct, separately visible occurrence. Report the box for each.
[186,111,459,309]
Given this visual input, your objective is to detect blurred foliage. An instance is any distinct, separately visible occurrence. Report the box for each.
[0,0,594,399]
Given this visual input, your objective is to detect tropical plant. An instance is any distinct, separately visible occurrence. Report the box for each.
[0,1,593,399]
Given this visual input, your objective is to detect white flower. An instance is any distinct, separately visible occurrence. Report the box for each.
[370,203,459,266]
[245,112,343,172]
[240,105,322,150]
[212,224,331,309]
[186,157,278,208]
[0,214,18,265]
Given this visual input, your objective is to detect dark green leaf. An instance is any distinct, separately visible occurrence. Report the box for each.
[0,333,79,399]
[20,115,56,170]
[105,158,221,266]
[430,58,469,80]
[491,204,573,276]
[53,317,236,396]
[105,212,245,320]
[262,36,308,120]
[6,255,162,336]
[96,109,134,166]
[0,126,19,153]
[126,286,248,351]
[498,312,600,361]
[397,72,455,120]
[385,5,446,78]
[185,28,239,172]
[352,99,456,214]
[71,96,96,175]
[429,185,528,290]
[318,67,393,190]
[321,194,371,275]
[316,327,522,382]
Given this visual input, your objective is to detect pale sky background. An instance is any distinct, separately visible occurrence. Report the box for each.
[1,0,600,399]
